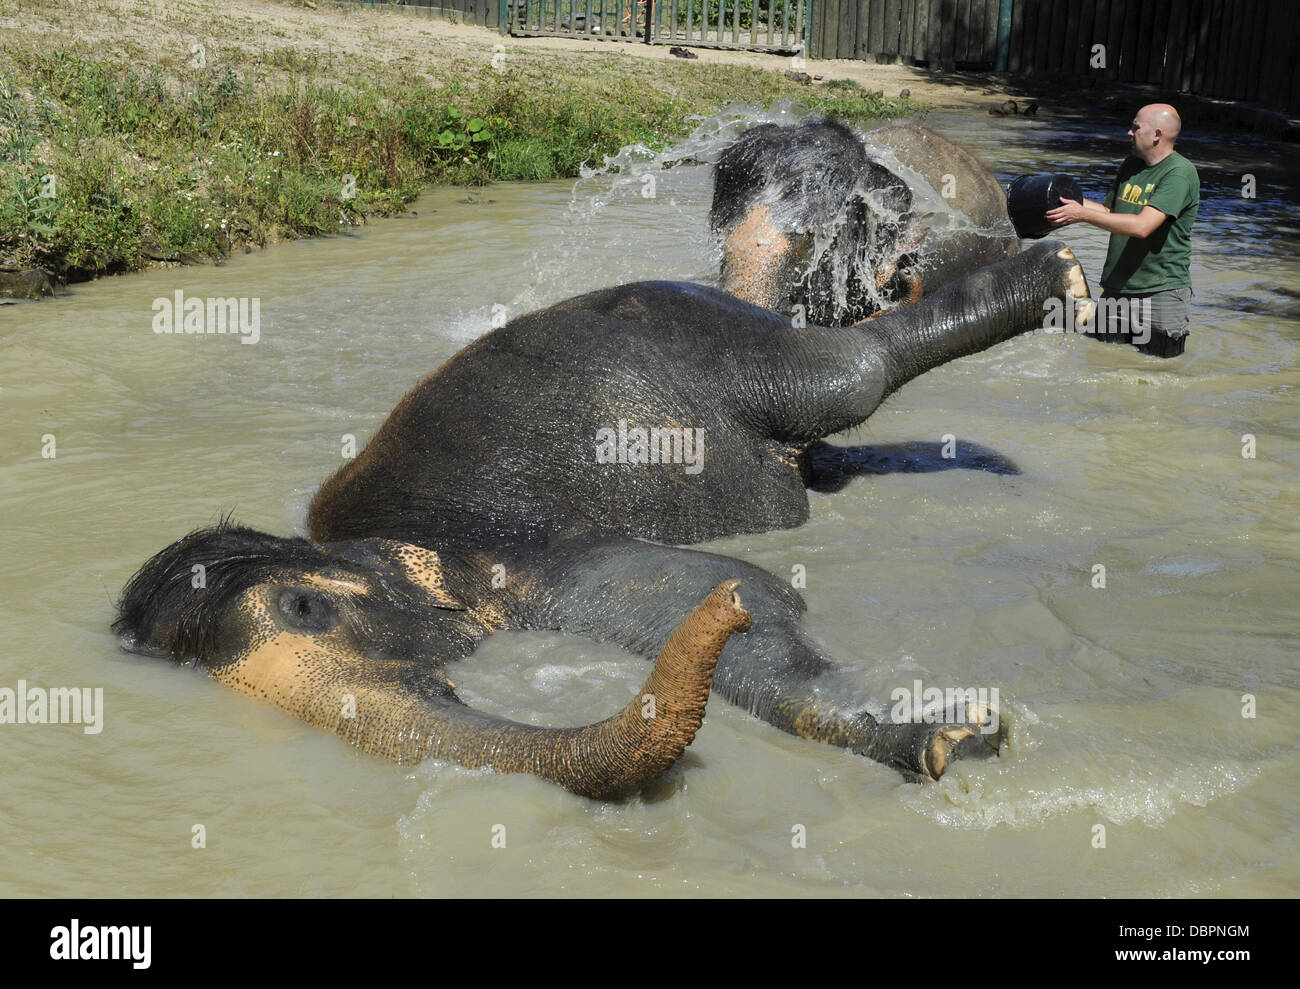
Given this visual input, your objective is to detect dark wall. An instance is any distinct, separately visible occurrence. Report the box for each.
[809,0,1300,114]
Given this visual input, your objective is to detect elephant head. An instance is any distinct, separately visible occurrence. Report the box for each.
[113,521,751,799]
[711,118,1020,325]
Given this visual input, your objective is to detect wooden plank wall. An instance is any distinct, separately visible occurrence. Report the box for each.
[334,0,1296,111]
[808,0,1299,113]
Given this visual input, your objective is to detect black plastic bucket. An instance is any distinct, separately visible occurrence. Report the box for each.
[1006,173,1083,239]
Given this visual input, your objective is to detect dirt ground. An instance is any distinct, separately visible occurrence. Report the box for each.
[424,17,1023,110]
[6,0,1292,131]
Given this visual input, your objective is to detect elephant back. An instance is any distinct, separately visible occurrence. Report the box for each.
[868,122,1019,235]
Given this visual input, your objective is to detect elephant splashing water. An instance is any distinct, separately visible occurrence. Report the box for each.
[711,118,1022,326]
[116,231,1094,795]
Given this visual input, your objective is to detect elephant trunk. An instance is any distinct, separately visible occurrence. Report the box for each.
[348,580,752,799]
[862,239,1092,398]
[906,229,1020,296]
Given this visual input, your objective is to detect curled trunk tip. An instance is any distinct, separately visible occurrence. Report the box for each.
[393,579,752,800]
[572,578,753,798]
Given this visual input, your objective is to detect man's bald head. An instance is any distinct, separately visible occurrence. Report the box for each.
[1130,104,1182,163]
[1139,103,1182,141]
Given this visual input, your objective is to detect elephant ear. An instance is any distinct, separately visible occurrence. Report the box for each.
[374,540,466,611]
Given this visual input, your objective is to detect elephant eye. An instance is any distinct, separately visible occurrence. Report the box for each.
[276,589,337,633]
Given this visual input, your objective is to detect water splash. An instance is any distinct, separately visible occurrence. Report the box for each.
[906,758,1260,831]
[539,102,1017,325]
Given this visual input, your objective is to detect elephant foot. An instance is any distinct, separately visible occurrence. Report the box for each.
[1056,244,1095,330]
[925,724,1001,780]
[923,700,1003,779]
[855,701,1004,782]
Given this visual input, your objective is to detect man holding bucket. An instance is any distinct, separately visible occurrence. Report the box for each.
[1045,103,1200,358]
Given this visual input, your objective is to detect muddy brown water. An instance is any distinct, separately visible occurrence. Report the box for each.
[2,109,1297,897]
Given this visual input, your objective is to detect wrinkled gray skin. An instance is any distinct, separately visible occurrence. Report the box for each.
[120,221,1092,789]
[712,118,1020,325]
[301,241,1091,782]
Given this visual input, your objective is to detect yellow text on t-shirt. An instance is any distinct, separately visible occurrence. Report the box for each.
[1118,181,1156,206]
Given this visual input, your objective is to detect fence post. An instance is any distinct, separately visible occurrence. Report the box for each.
[995,0,1012,71]
[644,0,653,41]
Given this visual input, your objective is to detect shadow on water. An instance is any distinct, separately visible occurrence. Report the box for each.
[805,438,1019,493]
[1219,286,1300,325]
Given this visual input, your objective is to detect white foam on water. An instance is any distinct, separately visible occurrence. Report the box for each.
[906,757,1261,831]
[900,693,1267,832]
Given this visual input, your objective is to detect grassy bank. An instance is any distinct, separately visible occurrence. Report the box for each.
[0,0,914,284]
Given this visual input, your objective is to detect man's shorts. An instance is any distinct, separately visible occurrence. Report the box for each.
[1093,287,1191,358]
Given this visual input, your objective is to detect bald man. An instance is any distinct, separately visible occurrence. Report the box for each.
[1046,103,1200,357]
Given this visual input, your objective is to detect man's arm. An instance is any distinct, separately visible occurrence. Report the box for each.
[1047,197,1167,239]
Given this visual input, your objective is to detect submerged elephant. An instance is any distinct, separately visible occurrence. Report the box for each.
[116,240,1093,797]
[118,528,751,799]
[711,118,1020,325]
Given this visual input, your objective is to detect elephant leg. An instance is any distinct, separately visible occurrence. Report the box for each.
[524,533,1001,781]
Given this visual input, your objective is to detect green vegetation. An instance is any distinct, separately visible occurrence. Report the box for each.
[0,23,914,281]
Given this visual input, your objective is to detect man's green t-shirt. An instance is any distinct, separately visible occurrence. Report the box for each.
[1100,151,1199,294]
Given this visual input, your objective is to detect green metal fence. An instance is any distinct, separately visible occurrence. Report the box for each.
[504,0,809,54]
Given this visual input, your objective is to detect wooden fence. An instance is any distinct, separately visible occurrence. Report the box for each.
[343,0,501,29]
[338,0,1300,113]
[507,0,809,51]
[809,0,1300,113]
